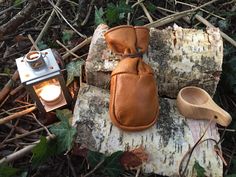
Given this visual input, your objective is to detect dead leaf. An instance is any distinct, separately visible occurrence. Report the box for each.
[120,147,148,169]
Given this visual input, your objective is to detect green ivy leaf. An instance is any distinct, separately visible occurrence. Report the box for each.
[95,6,106,26]
[106,3,119,25]
[3,68,11,75]
[87,150,105,168]
[145,2,156,13]
[225,174,236,177]
[229,159,236,174]
[37,41,48,50]
[218,19,229,31]
[62,30,73,44]
[31,136,57,168]
[226,174,236,177]
[0,164,19,177]
[102,151,124,177]
[14,0,22,7]
[87,151,124,177]
[66,60,84,86]
[117,0,132,13]
[105,0,131,25]
[193,160,206,177]
[50,109,77,154]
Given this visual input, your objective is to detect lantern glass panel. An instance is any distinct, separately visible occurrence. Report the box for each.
[33,78,67,112]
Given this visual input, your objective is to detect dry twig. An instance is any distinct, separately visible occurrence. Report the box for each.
[62,37,92,60]
[83,158,105,177]
[145,0,219,28]
[0,106,36,125]
[0,0,39,37]
[194,14,236,48]
[0,71,19,104]
[0,135,55,164]
[35,0,62,45]
[138,1,154,23]
[81,0,95,26]
[48,0,86,39]
[56,40,80,59]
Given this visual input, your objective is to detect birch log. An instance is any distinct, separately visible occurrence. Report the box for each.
[73,84,222,177]
[85,24,222,98]
[73,24,224,177]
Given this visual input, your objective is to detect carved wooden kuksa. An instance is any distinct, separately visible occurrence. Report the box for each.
[73,24,224,177]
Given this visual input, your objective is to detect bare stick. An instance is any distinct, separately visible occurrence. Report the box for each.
[30,113,53,137]
[145,0,219,28]
[1,120,20,145]
[0,0,27,16]
[132,0,145,8]
[126,0,131,25]
[0,0,39,36]
[195,14,236,48]
[62,37,92,60]
[67,155,77,177]
[135,168,141,177]
[0,104,34,116]
[0,73,13,77]
[0,71,19,104]
[139,2,154,23]
[4,125,52,144]
[0,135,55,164]
[0,106,36,125]
[28,34,39,51]
[35,0,62,45]
[81,0,95,26]
[10,84,24,96]
[156,5,236,48]
[224,139,236,175]
[48,0,86,39]
[56,40,80,59]
[5,123,29,134]
[83,159,105,177]
[176,0,225,20]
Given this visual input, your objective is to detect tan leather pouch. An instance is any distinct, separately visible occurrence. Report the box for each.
[105,25,159,131]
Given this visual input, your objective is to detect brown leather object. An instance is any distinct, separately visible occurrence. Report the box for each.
[104,25,159,131]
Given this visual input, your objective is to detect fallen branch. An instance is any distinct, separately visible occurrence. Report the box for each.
[4,125,52,144]
[0,106,36,125]
[195,14,236,48]
[81,0,95,26]
[156,5,236,48]
[35,0,62,45]
[0,71,19,104]
[0,135,55,164]
[145,0,218,28]
[62,37,92,60]
[83,158,105,177]
[0,0,39,38]
[48,0,87,38]
[56,40,81,59]
[139,2,153,23]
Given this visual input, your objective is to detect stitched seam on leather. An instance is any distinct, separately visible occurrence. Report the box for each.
[112,75,120,125]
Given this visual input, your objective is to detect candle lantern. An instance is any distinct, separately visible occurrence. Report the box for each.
[16,48,72,112]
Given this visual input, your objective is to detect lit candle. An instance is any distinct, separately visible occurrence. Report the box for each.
[39,84,62,105]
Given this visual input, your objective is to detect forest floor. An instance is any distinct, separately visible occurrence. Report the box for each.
[0,0,236,177]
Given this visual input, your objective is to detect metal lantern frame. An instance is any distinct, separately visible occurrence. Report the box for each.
[16,48,72,112]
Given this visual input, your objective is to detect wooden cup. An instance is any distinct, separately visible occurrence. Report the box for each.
[177,86,232,126]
